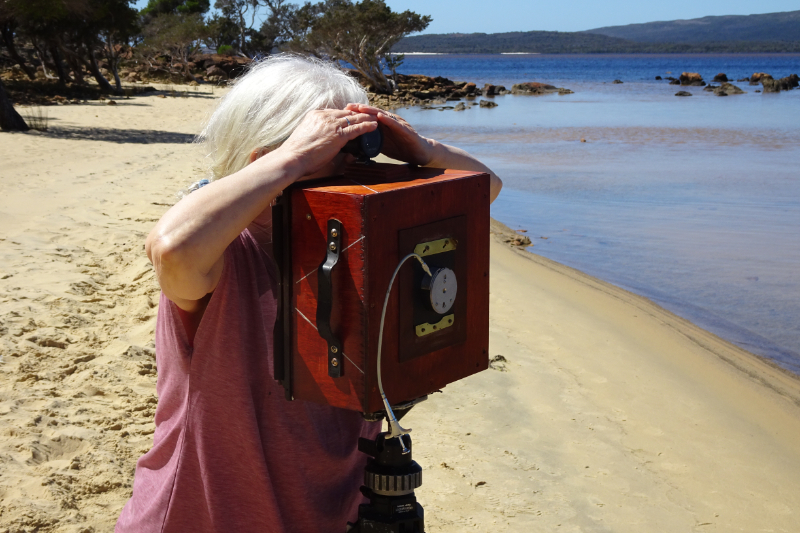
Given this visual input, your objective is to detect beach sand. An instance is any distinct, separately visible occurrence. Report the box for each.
[2,91,800,532]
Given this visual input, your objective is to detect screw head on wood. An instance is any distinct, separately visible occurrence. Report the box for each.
[331,228,338,238]
[329,242,337,251]
[331,357,339,367]
[330,345,338,353]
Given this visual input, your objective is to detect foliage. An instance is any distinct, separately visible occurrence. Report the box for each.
[292,0,430,93]
[0,0,139,91]
[217,44,235,55]
[139,13,209,82]
[140,0,211,17]
[23,105,49,131]
[205,12,240,50]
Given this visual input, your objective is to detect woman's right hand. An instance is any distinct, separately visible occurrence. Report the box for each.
[274,108,378,179]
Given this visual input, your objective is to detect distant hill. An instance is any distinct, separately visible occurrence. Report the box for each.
[585,10,800,43]
[394,31,640,54]
[394,11,800,54]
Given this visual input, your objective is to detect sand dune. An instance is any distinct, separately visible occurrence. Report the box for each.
[2,90,799,532]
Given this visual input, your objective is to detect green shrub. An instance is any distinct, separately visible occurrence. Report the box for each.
[217,45,235,56]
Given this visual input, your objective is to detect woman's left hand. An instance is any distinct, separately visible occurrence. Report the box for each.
[344,104,434,165]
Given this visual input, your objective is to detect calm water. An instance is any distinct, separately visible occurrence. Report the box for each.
[394,54,800,374]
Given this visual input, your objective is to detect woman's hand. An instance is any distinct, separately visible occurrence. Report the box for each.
[346,103,503,203]
[344,104,435,166]
[275,108,378,178]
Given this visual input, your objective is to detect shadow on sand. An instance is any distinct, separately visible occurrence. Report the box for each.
[43,126,196,144]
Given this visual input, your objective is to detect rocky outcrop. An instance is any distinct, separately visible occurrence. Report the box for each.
[715,82,745,96]
[675,91,692,96]
[613,79,623,84]
[655,76,662,80]
[762,76,797,93]
[510,82,573,95]
[679,72,705,86]
[749,72,772,85]
[669,79,680,85]
[479,100,498,108]
[712,73,728,82]
[482,84,507,96]
[205,65,228,80]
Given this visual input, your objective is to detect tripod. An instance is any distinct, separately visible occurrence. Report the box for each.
[346,431,425,533]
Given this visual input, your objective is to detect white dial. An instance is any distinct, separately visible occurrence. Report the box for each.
[428,268,457,314]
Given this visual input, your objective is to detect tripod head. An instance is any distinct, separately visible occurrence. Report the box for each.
[347,432,425,533]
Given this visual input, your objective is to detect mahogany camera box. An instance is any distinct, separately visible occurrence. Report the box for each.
[272,164,490,413]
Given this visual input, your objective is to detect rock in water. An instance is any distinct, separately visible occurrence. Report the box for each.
[713,73,728,82]
[613,79,623,84]
[454,102,467,111]
[479,100,498,108]
[750,72,772,85]
[675,91,692,97]
[715,83,745,96]
[511,82,572,95]
[762,77,795,93]
[679,72,706,86]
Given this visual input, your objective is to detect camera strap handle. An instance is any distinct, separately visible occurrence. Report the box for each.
[317,218,344,378]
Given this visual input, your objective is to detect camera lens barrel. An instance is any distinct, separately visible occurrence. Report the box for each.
[342,127,383,160]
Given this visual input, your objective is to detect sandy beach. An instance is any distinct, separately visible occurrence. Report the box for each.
[2,91,800,532]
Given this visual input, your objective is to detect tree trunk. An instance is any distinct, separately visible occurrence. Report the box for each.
[0,78,29,131]
[62,45,86,85]
[111,58,122,91]
[48,42,72,85]
[86,46,116,93]
[103,36,123,91]
[32,42,55,79]
[1,24,36,80]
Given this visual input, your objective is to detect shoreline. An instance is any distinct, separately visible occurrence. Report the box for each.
[490,218,800,404]
[2,91,800,531]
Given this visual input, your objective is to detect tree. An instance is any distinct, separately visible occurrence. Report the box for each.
[140,0,210,17]
[214,0,259,55]
[0,78,28,131]
[140,13,208,82]
[251,0,308,54]
[205,12,239,50]
[0,19,36,79]
[90,0,139,90]
[293,0,430,93]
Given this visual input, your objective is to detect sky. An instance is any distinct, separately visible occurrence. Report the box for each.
[131,0,798,34]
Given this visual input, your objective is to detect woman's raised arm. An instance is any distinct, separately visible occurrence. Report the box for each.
[146,109,377,312]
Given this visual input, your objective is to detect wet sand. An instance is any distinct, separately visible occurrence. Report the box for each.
[2,91,800,532]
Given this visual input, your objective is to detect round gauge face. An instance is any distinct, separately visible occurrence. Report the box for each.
[429,267,457,314]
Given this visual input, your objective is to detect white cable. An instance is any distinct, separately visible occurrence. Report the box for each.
[377,253,432,454]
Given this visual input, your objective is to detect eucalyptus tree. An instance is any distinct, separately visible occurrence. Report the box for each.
[291,0,430,93]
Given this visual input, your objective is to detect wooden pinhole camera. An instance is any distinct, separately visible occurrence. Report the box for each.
[272,163,490,413]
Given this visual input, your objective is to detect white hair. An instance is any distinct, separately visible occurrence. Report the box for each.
[198,54,368,181]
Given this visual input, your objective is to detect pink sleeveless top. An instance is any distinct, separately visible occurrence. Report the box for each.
[116,229,379,533]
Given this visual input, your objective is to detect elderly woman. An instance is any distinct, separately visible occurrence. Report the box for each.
[116,55,502,533]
